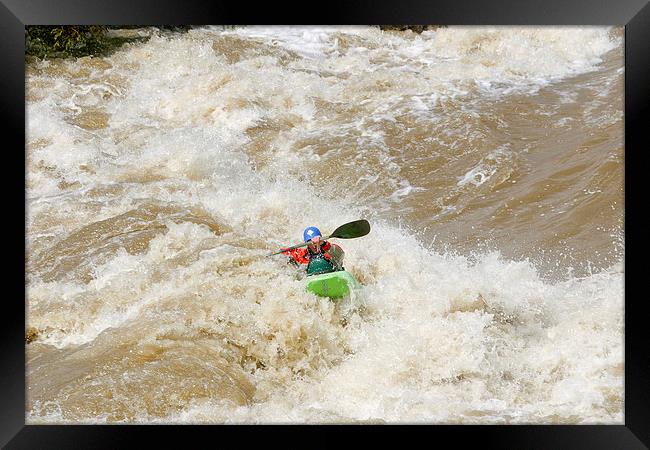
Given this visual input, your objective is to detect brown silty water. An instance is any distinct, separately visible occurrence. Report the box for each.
[242,33,623,279]
[25,26,624,424]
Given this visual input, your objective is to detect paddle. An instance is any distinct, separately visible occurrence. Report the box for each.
[267,219,371,256]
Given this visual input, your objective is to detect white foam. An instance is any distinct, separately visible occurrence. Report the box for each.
[157,241,623,423]
[222,26,369,59]
[457,145,512,187]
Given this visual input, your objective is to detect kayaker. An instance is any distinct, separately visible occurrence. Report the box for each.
[283,226,344,274]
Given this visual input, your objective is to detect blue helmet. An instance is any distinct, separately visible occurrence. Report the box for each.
[303,226,322,242]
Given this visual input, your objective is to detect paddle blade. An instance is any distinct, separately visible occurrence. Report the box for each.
[329,219,370,239]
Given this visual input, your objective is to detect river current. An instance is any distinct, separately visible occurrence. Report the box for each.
[25,26,624,423]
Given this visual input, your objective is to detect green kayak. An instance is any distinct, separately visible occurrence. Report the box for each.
[304,270,361,299]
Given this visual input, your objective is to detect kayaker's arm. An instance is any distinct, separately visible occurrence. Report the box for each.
[320,241,333,260]
[282,247,310,265]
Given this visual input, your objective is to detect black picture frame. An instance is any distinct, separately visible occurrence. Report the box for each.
[5,0,648,447]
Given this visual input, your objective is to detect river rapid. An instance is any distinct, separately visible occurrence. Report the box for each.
[25,26,624,423]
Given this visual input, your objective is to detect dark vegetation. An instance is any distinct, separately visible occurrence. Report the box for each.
[25,25,191,59]
[378,25,446,33]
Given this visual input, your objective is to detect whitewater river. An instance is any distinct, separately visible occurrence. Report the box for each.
[25,26,624,423]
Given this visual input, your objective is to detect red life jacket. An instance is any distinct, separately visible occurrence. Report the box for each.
[283,241,332,265]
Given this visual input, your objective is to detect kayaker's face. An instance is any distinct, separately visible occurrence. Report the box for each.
[307,236,321,252]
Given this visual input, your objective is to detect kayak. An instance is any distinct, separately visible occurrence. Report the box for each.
[304,270,361,299]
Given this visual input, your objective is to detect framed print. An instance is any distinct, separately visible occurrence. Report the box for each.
[5,0,649,447]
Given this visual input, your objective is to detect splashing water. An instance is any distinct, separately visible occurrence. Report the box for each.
[26,26,623,424]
